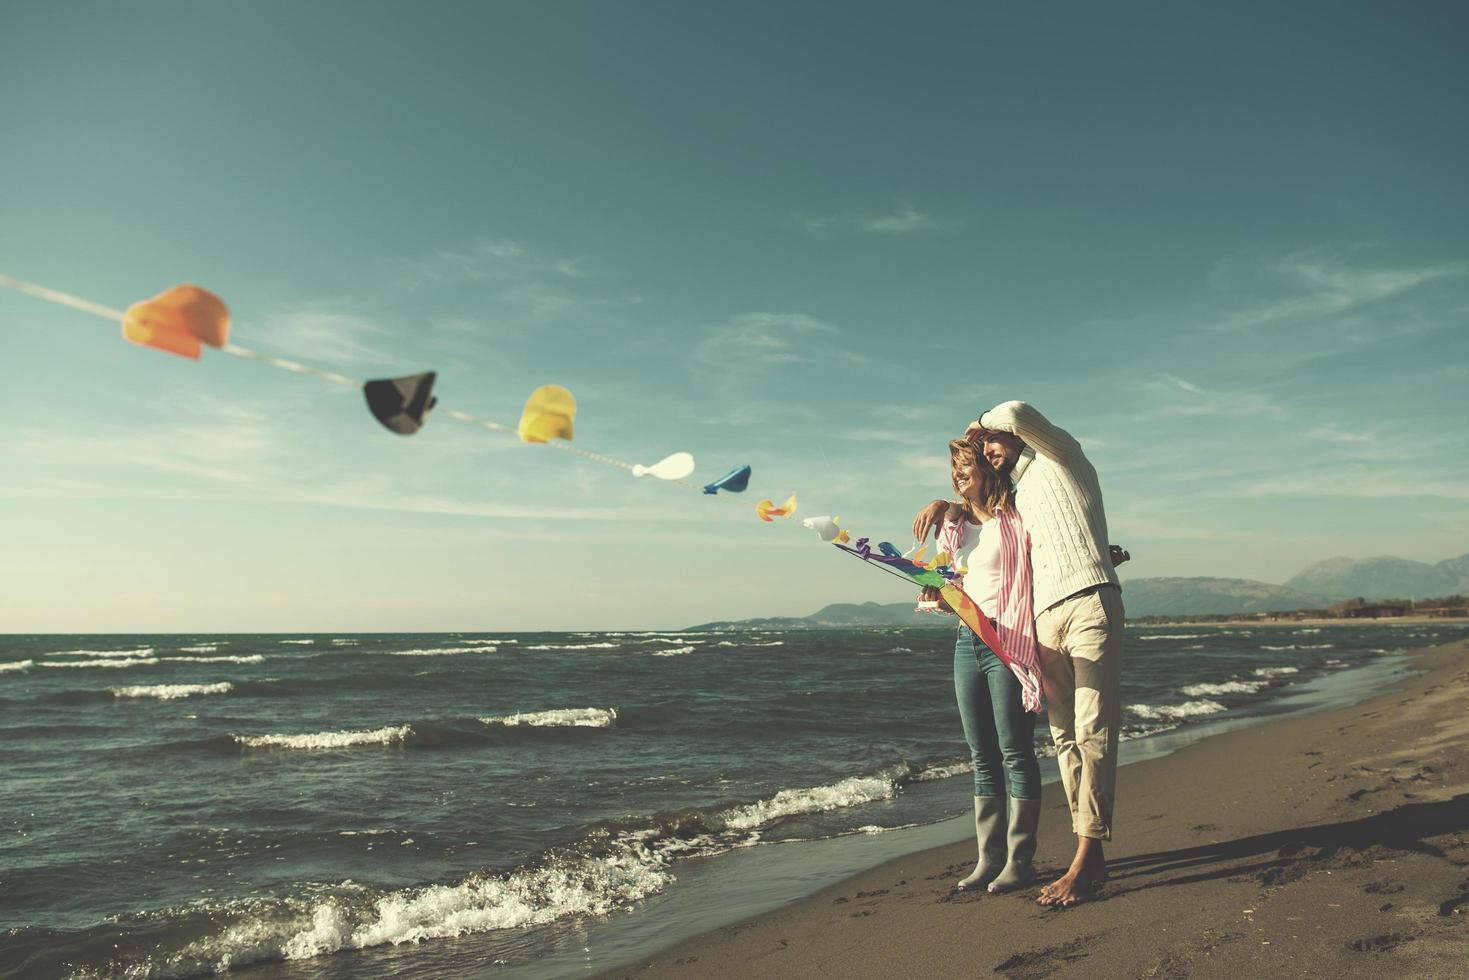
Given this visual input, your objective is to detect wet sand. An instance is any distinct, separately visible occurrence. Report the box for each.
[609,640,1469,979]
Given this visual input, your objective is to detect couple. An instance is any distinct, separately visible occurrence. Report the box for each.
[912,401,1125,908]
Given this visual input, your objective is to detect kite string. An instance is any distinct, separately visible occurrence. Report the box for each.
[0,273,718,492]
[222,343,361,389]
[0,274,125,321]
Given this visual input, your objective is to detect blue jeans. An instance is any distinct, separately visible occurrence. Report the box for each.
[953,625,1041,800]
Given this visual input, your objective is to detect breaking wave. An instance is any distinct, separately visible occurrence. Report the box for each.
[1127,700,1227,721]
[177,645,219,653]
[1,659,34,673]
[235,726,410,750]
[716,766,908,833]
[39,657,160,669]
[480,707,618,728]
[112,683,234,700]
[1136,633,1204,641]
[651,646,696,657]
[163,655,265,665]
[46,760,941,977]
[522,642,619,651]
[1180,680,1268,697]
[389,645,497,657]
[1253,666,1300,678]
[1260,643,1334,651]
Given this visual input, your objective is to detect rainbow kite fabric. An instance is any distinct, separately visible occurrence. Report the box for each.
[755,492,798,522]
[832,536,1017,671]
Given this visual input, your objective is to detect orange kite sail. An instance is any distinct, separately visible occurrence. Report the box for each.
[122,285,230,359]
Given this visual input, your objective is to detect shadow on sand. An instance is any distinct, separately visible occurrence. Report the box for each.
[1103,793,1469,899]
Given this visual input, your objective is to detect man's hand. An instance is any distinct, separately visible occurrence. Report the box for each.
[912,499,950,542]
[963,421,991,446]
[1110,545,1131,567]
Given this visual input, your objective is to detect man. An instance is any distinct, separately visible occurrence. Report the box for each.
[914,401,1125,908]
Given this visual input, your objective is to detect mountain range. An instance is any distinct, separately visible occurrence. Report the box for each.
[688,552,1469,629]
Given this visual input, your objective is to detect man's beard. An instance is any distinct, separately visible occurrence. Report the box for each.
[990,456,1016,477]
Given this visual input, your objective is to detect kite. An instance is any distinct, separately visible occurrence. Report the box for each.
[833,536,1015,671]
[756,492,797,522]
[632,452,695,480]
[1,274,725,502]
[122,285,230,359]
[364,372,438,435]
[702,464,752,495]
[802,515,844,542]
[518,385,576,443]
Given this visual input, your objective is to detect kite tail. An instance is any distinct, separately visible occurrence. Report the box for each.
[995,508,1044,713]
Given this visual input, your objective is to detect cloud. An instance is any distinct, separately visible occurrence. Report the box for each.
[1131,375,1284,418]
[796,206,946,237]
[1161,374,1203,394]
[1229,473,1469,502]
[248,310,394,365]
[838,427,919,443]
[394,238,534,287]
[694,311,851,371]
[1305,424,1374,445]
[387,237,640,326]
[1201,252,1467,332]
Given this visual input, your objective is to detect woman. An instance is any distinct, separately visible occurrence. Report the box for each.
[918,438,1044,893]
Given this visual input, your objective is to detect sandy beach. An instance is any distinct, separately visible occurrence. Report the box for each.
[611,639,1469,979]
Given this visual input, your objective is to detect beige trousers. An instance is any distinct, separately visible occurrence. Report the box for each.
[1035,585,1125,841]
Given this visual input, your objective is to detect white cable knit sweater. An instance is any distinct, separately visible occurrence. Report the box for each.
[975,401,1120,613]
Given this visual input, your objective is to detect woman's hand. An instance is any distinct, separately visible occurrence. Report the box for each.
[918,586,956,615]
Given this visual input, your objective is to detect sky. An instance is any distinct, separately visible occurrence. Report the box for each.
[2,1,1466,632]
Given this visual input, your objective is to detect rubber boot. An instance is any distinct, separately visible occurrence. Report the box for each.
[955,796,1006,890]
[987,797,1040,893]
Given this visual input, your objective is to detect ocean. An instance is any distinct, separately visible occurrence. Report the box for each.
[1,622,1460,978]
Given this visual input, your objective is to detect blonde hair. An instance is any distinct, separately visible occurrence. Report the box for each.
[949,438,1014,514]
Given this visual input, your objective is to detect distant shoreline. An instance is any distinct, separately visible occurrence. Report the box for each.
[1137,614,1469,627]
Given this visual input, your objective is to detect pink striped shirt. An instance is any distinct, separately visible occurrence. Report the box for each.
[939,508,1044,712]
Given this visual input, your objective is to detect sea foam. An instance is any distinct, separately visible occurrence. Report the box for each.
[522,642,619,651]
[651,646,696,657]
[164,654,265,665]
[0,659,34,673]
[1127,700,1227,721]
[48,647,155,658]
[1253,666,1300,678]
[236,726,410,750]
[1180,680,1268,697]
[390,645,497,657]
[112,682,234,700]
[74,839,675,977]
[480,707,618,728]
[717,772,899,832]
[40,657,160,669]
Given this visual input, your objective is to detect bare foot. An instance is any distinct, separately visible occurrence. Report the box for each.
[1037,868,1098,907]
[1038,838,1106,907]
